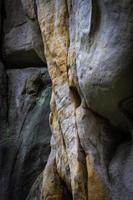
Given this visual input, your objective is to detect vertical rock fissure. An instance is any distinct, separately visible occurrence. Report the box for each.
[19,0,133,199]
[34,1,112,199]
[34,0,88,199]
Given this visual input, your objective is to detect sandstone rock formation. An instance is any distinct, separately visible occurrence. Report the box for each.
[1,0,133,200]
[21,0,133,199]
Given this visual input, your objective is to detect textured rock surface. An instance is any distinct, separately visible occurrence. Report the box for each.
[2,0,45,67]
[0,0,133,199]
[1,1,51,200]
[71,0,133,132]
[0,68,51,200]
[21,0,133,199]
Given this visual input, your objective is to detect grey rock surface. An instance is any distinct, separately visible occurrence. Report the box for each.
[2,0,44,67]
[0,1,51,200]
[21,0,45,63]
[21,1,133,199]
[1,0,133,199]
[68,1,133,198]
[109,142,133,200]
[69,0,133,131]
[0,68,51,200]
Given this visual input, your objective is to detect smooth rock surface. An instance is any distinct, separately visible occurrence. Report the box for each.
[70,0,133,131]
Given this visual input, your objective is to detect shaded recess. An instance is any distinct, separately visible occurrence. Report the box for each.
[0,1,52,200]
[2,0,45,68]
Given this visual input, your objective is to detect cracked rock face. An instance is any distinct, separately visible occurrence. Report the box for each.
[21,0,133,199]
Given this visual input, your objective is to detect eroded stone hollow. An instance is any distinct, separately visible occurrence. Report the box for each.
[1,0,133,199]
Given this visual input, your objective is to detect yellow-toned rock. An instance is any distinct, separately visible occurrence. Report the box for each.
[21,0,133,200]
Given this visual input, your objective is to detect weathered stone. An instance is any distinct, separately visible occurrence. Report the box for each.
[0,1,52,199]
[1,0,133,199]
[20,1,133,200]
[21,0,46,63]
[0,68,51,200]
[2,0,45,67]
[69,0,133,132]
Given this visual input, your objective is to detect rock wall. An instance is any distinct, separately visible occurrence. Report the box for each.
[1,0,133,200]
[2,0,45,67]
[0,1,51,200]
[21,0,133,200]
